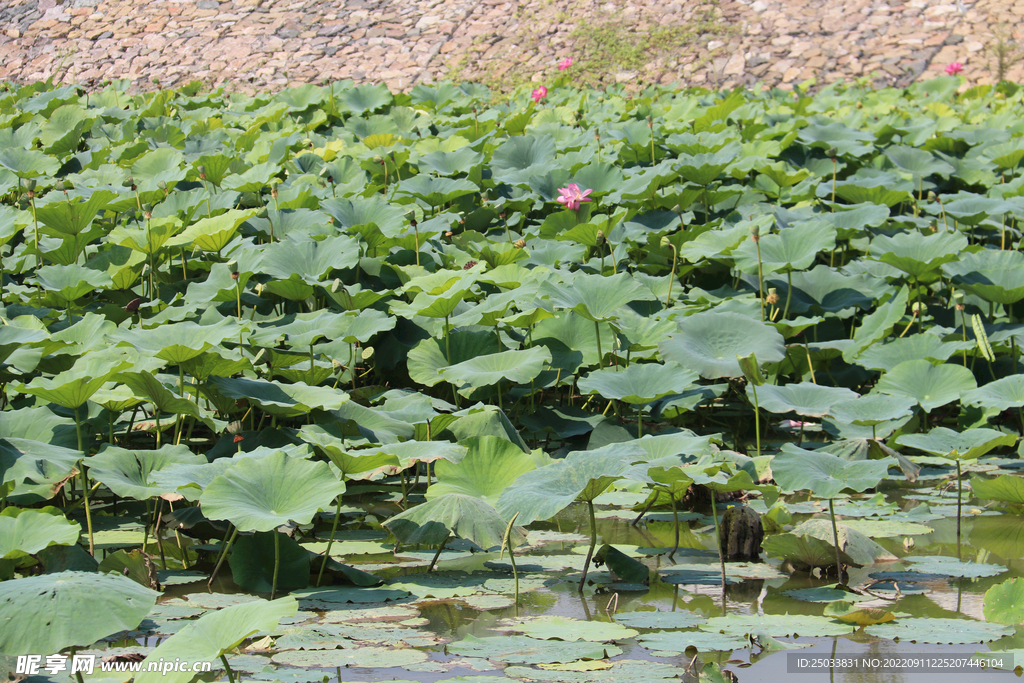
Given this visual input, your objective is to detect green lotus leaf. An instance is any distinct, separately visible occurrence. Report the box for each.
[733,222,836,274]
[299,425,402,478]
[832,175,912,206]
[828,394,916,426]
[703,612,855,638]
[675,150,734,186]
[578,362,698,404]
[943,196,1012,225]
[208,376,348,417]
[855,333,968,371]
[229,531,310,594]
[0,507,79,559]
[439,346,552,389]
[118,318,240,364]
[798,120,874,157]
[842,286,909,363]
[772,444,894,499]
[0,146,60,177]
[114,371,207,421]
[637,629,748,654]
[613,610,706,629]
[417,147,484,176]
[29,263,113,307]
[383,493,526,550]
[408,330,503,387]
[135,597,298,683]
[943,249,1024,304]
[221,161,278,193]
[328,401,415,444]
[0,571,158,655]
[896,427,1017,461]
[865,618,1012,644]
[509,615,638,642]
[490,134,558,184]
[874,359,977,412]
[762,530,862,570]
[678,225,748,262]
[868,230,968,280]
[395,175,479,206]
[149,457,242,502]
[258,235,360,282]
[390,287,470,319]
[35,190,117,237]
[984,578,1024,625]
[19,355,131,411]
[533,311,616,370]
[0,437,82,491]
[88,444,206,500]
[885,145,954,178]
[374,440,465,470]
[165,208,257,252]
[0,326,48,365]
[199,451,345,532]
[902,555,1006,578]
[747,382,857,418]
[540,272,657,322]
[131,147,186,192]
[659,311,785,379]
[448,633,621,664]
[496,442,646,524]
[970,474,1024,505]
[322,195,406,238]
[427,435,538,506]
[338,83,393,114]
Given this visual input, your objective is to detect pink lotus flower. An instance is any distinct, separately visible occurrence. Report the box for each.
[945,62,964,76]
[555,183,592,211]
[531,86,547,103]
[558,57,573,71]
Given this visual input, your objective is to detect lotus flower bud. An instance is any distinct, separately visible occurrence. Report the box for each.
[514,238,526,249]
[596,230,606,246]
[766,288,779,305]
[750,224,760,243]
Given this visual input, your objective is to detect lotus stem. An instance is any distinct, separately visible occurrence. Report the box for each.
[74,406,95,556]
[167,500,188,569]
[208,526,237,587]
[750,383,761,458]
[502,512,521,608]
[578,499,598,594]
[756,243,765,322]
[665,243,677,307]
[594,320,603,368]
[828,498,843,584]
[710,495,727,599]
[782,270,793,321]
[669,488,680,561]
[271,530,281,600]
[317,495,344,587]
[956,459,963,561]
[220,655,235,683]
[428,534,450,572]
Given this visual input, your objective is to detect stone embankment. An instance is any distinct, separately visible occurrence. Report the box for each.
[0,0,1021,94]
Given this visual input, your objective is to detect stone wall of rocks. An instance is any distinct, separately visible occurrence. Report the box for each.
[0,0,1021,94]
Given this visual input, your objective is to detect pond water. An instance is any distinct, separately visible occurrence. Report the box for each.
[107,471,1024,683]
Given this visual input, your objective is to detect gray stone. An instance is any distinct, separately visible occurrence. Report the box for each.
[72,0,100,6]
[196,0,220,8]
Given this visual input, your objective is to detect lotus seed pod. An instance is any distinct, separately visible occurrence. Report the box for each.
[125,297,143,314]
[514,238,526,249]
[749,224,760,236]
[912,302,926,314]
[660,236,671,249]
[766,288,779,305]
[22,178,35,191]
[158,180,167,192]
[55,180,65,193]
[227,260,238,274]
[596,230,606,246]
[361,347,374,361]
